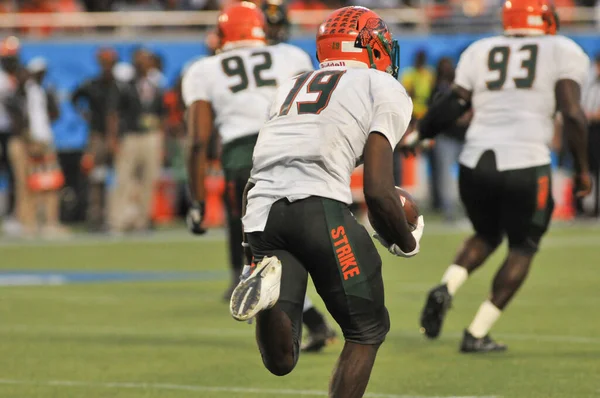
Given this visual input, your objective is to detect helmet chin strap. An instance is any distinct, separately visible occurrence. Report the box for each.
[366,36,400,79]
[366,44,377,70]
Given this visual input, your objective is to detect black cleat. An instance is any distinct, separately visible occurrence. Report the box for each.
[301,326,337,353]
[460,330,507,353]
[419,284,452,339]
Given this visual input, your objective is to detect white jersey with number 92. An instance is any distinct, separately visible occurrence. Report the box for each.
[182,43,314,145]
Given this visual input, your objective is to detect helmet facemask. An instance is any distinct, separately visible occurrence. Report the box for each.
[354,18,400,79]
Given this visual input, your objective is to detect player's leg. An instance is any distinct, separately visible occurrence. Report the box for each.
[294,198,388,398]
[301,296,337,353]
[461,164,554,353]
[231,225,307,375]
[421,150,502,339]
[253,249,307,376]
[222,167,251,300]
[230,198,308,375]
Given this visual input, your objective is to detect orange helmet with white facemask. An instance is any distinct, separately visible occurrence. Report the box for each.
[502,0,559,36]
[217,2,267,51]
[316,6,400,78]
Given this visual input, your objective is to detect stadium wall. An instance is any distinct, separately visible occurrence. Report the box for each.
[20,33,600,150]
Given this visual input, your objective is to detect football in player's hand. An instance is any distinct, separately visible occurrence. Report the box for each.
[368,187,420,235]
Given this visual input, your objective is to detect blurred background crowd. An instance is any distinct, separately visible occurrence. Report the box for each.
[0,0,598,35]
[0,0,597,12]
[0,0,599,240]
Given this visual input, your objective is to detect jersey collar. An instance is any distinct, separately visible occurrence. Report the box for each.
[220,40,266,53]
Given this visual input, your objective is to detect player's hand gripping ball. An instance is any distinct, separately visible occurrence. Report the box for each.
[369,187,423,258]
[368,187,420,233]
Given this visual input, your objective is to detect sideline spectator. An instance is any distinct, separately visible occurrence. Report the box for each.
[148,52,167,89]
[108,55,164,233]
[163,72,187,218]
[71,47,118,232]
[401,50,435,121]
[398,49,434,186]
[428,57,471,222]
[111,0,164,11]
[0,36,30,237]
[81,0,111,11]
[25,57,70,238]
[0,36,20,222]
[0,0,16,13]
[20,0,56,36]
[582,53,600,217]
[289,0,330,31]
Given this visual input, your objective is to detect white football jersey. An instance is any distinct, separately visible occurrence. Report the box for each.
[182,42,314,145]
[455,34,590,171]
[243,63,413,233]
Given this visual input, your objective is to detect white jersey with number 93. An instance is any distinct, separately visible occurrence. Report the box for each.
[455,34,590,171]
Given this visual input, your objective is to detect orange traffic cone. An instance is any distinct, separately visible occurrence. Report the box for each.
[152,176,176,224]
[402,154,417,189]
[553,177,575,220]
[204,165,226,228]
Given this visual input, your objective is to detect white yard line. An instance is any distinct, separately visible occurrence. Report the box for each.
[1,324,599,345]
[0,379,498,398]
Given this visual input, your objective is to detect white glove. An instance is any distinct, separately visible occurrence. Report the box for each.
[374,215,425,258]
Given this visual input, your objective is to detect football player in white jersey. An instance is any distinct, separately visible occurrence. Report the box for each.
[228,7,424,397]
[262,0,338,354]
[183,2,314,298]
[407,0,592,353]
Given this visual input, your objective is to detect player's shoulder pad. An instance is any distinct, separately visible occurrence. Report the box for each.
[465,35,500,53]
[271,42,300,54]
[272,43,313,62]
[553,35,588,57]
[371,69,409,97]
[183,55,219,80]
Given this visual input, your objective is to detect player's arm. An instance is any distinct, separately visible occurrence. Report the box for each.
[185,100,213,235]
[417,85,472,140]
[363,132,416,254]
[182,60,214,235]
[241,179,256,265]
[556,79,592,197]
[404,44,475,148]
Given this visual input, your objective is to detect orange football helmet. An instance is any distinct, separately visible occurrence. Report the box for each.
[0,36,20,57]
[218,2,267,50]
[316,6,400,78]
[502,0,559,36]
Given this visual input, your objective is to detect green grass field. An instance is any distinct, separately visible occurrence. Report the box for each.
[1,225,599,398]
